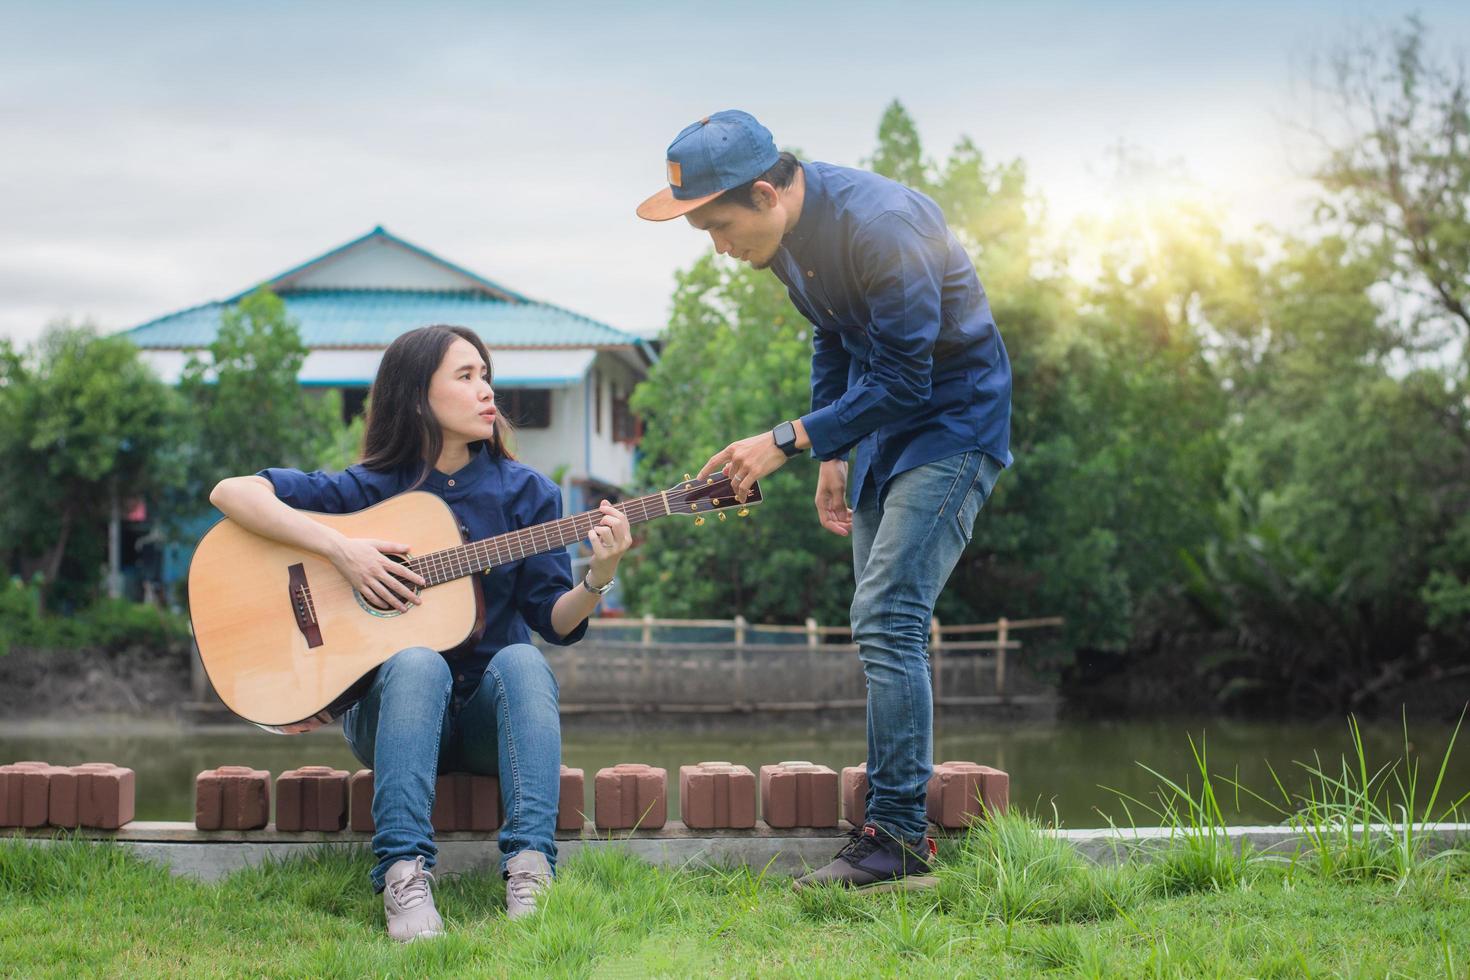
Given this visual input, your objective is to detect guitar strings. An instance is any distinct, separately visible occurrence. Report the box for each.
[299,498,660,608]
[295,478,747,609]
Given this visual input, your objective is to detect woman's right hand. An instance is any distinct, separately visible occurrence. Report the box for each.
[329,536,426,612]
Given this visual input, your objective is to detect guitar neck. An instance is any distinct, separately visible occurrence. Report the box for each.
[406,490,672,586]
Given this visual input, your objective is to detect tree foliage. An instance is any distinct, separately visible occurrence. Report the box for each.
[625,21,1470,712]
[0,324,181,607]
[624,256,855,624]
[173,287,347,497]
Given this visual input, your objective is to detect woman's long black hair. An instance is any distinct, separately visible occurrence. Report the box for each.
[358,324,516,487]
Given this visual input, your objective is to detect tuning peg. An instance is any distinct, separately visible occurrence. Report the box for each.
[684,473,692,481]
[737,508,750,517]
[712,498,721,506]
[707,477,714,484]
[717,512,726,522]
[694,516,706,526]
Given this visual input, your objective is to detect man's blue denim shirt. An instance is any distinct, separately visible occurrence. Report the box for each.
[777,161,1013,506]
[257,447,587,696]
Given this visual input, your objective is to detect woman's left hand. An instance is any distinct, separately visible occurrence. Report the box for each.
[587,499,632,587]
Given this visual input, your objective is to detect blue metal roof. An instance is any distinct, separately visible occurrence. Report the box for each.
[126,289,645,350]
[122,227,654,362]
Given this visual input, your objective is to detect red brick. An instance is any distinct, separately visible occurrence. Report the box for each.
[46,766,79,828]
[0,762,54,828]
[349,769,375,833]
[431,773,501,832]
[276,766,348,832]
[558,766,586,831]
[594,764,667,830]
[926,761,1009,828]
[194,766,271,831]
[679,762,756,830]
[760,761,839,829]
[72,763,135,830]
[841,765,868,827]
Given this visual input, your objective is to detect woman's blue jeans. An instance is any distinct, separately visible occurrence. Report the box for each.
[850,450,1003,844]
[342,643,561,891]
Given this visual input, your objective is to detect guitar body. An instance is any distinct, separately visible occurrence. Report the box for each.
[188,491,482,733]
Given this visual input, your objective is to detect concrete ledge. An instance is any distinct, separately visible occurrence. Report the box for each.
[1055,823,1470,864]
[7,822,1469,881]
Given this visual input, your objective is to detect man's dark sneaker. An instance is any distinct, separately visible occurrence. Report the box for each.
[793,824,938,892]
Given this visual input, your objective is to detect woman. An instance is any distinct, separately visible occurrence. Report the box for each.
[209,324,630,941]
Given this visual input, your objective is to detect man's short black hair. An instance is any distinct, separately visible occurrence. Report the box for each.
[714,151,800,210]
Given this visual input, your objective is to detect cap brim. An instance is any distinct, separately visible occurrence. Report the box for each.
[636,186,721,222]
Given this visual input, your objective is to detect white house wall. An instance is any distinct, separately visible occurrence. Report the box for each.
[509,383,586,489]
[587,352,641,490]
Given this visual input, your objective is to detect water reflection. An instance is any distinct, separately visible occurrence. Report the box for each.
[2,714,1466,826]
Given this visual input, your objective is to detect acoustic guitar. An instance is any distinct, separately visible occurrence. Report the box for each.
[188,473,762,733]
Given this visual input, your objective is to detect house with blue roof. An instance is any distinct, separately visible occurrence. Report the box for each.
[124,226,657,511]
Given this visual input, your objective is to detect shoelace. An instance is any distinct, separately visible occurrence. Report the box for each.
[506,868,551,906]
[835,827,885,863]
[387,858,435,910]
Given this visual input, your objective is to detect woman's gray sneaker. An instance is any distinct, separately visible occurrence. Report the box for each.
[793,824,938,892]
[505,849,554,920]
[383,856,445,942]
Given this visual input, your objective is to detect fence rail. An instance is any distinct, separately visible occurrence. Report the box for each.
[189,615,1064,716]
[565,614,1064,705]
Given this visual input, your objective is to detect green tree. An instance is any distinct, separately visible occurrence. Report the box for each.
[624,255,854,623]
[864,99,934,196]
[164,287,349,534]
[0,324,182,607]
[1317,15,1470,345]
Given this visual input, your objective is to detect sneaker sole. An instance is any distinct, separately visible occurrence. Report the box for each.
[793,874,938,894]
[852,874,938,894]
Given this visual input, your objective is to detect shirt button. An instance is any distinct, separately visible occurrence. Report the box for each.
[447,479,455,487]
[806,269,814,278]
[827,308,834,315]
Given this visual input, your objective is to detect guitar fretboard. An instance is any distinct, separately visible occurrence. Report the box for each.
[405,491,670,586]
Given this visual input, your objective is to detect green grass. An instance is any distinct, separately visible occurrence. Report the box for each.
[5,720,1469,978]
[3,815,1469,978]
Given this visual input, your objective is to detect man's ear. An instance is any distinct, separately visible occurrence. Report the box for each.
[750,180,778,211]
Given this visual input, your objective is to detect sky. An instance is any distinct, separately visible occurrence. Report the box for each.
[2,0,1467,344]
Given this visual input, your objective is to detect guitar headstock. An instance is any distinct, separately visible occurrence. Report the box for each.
[666,472,763,525]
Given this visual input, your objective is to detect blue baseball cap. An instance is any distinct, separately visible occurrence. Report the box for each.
[637,110,780,221]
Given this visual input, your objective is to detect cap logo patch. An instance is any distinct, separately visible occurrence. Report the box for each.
[667,160,682,188]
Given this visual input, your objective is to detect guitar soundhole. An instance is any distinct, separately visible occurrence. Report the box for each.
[353,555,422,618]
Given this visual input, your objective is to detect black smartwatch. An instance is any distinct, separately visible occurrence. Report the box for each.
[772,420,801,458]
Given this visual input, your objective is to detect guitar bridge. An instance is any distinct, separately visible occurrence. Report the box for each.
[287,563,324,648]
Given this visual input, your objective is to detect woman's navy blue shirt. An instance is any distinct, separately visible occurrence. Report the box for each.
[257,446,587,693]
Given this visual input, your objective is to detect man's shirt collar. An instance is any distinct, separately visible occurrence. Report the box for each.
[783,161,825,253]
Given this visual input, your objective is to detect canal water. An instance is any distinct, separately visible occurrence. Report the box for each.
[4,713,1467,827]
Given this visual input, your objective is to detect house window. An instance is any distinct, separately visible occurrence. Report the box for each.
[340,387,369,424]
[499,389,552,429]
[593,371,602,434]
[611,384,640,444]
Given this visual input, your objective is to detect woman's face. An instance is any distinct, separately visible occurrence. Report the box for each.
[427,337,498,446]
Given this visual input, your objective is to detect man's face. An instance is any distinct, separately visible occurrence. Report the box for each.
[685,191,787,269]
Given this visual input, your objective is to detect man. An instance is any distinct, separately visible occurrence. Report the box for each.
[637,110,1012,891]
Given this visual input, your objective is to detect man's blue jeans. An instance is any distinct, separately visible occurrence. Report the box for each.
[342,643,561,891]
[850,450,1003,843]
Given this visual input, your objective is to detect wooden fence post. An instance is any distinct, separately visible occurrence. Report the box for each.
[930,616,943,704]
[733,615,747,698]
[805,617,818,649]
[642,612,654,646]
[995,616,1009,696]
